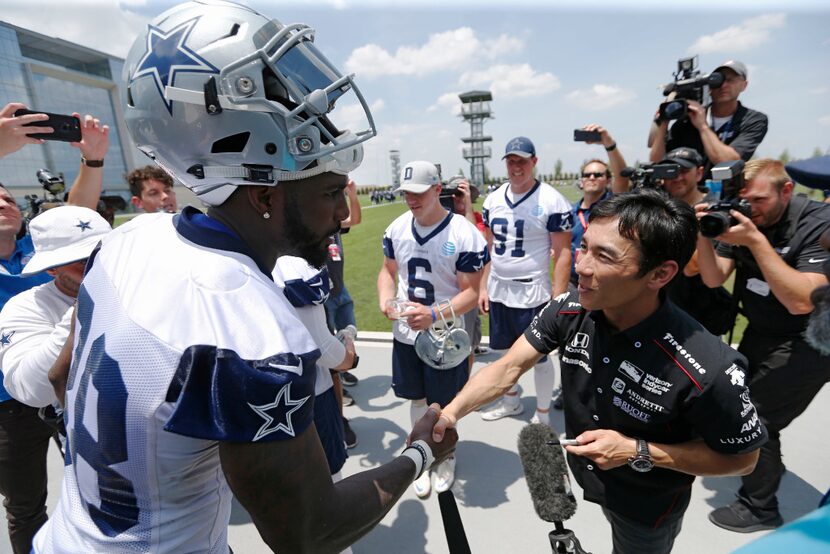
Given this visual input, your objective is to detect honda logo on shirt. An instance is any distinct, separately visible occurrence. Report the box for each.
[571,332,589,349]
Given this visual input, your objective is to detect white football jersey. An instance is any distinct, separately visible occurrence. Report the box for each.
[482,181,573,307]
[34,210,320,554]
[272,255,338,396]
[382,211,488,344]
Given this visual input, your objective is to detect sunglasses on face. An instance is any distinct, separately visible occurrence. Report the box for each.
[582,172,607,179]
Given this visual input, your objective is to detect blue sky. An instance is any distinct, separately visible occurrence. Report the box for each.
[4,1,829,186]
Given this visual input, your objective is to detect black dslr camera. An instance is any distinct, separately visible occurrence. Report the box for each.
[699,160,751,238]
[659,56,724,121]
[439,175,466,211]
[25,168,66,220]
[622,163,681,189]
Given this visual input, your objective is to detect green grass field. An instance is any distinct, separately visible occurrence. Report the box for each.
[345,186,748,343]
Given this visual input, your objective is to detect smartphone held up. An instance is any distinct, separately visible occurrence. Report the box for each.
[13,109,82,142]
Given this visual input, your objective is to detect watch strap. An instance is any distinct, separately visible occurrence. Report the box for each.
[81,157,104,168]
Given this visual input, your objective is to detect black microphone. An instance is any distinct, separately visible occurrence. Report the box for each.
[518,423,591,553]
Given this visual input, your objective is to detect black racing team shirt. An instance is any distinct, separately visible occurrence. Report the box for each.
[524,291,768,527]
[717,195,830,337]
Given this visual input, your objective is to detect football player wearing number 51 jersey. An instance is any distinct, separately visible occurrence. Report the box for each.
[378,161,489,498]
[479,137,574,425]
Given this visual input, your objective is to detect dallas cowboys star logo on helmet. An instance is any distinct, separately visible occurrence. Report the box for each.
[130,17,219,115]
[75,220,92,232]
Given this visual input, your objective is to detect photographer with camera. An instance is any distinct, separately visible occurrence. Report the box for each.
[0,102,107,553]
[649,60,768,180]
[656,147,736,336]
[695,159,830,533]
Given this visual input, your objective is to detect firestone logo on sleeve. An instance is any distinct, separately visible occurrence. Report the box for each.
[662,332,707,374]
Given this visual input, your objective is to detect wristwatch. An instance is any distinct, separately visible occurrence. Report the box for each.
[348,353,360,370]
[81,157,104,167]
[627,438,654,473]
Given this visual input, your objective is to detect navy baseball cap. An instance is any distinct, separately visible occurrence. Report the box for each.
[661,147,704,169]
[502,136,536,159]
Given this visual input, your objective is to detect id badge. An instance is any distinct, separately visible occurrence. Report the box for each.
[746,277,770,297]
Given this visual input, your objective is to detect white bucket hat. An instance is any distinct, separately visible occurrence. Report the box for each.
[21,205,112,276]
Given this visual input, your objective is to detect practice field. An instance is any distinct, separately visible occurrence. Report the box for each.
[342,185,749,342]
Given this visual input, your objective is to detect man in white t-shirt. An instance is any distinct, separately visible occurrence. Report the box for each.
[479,137,573,424]
[0,206,111,409]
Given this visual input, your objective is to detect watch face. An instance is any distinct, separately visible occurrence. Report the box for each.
[629,457,654,473]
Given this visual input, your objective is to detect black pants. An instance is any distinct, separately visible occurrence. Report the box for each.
[0,399,54,554]
[738,330,830,516]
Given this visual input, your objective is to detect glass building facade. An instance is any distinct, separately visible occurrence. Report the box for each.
[0,22,136,204]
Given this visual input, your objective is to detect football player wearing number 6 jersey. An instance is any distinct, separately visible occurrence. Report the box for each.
[479,137,573,425]
[378,160,489,498]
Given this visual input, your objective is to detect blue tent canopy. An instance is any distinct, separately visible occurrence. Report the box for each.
[786,156,830,191]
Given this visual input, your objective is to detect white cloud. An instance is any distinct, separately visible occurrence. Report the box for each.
[428,92,463,115]
[819,115,830,127]
[344,27,524,78]
[688,13,786,54]
[565,84,636,111]
[458,64,560,98]
[334,98,385,132]
[2,1,148,58]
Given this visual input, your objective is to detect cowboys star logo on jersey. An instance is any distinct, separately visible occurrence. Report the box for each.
[130,17,219,114]
[248,382,311,441]
[0,330,13,347]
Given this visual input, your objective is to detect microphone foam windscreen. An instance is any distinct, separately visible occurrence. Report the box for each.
[517,423,578,522]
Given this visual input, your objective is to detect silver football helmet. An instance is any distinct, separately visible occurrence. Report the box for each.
[414,300,472,370]
[122,0,376,206]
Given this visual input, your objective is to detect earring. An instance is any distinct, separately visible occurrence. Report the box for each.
[263,212,271,220]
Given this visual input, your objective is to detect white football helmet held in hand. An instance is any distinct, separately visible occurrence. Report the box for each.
[414,300,471,370]
[122,0,376,206]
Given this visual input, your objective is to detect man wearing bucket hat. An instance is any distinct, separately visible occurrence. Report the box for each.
[0,205,109,552]
[0,206,111,409]
[378,160,488,498]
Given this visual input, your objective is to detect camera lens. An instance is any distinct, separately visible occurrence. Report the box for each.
[699,212,730,238]
[662,101,686,120]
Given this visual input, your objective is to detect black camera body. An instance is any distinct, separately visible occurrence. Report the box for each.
[439,175,465,211]
[659,56,724,121]
[700,199,751,238]
[699,159,748,238]
[26,168,66,220]
[622,163,681,189]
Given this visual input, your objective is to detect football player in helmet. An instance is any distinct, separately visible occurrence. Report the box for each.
[378,161,488,498]
[33,2,456,553]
